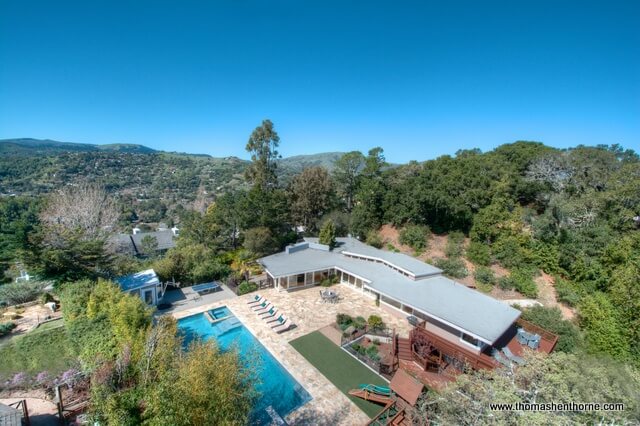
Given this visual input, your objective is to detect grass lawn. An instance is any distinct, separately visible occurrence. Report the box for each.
[0,319,76,382]
[289,331,388,418]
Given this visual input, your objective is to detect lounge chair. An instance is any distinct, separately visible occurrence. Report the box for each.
[247,294,264,305]
[273,317,293,333]
[516,328,529,345]
[492,348,511,367]
[270,314,288,327]
[254,302,274,315]
[527,334,541,350]
[502,347,524,365]
[252,300,270,311]
[260,306,278,319]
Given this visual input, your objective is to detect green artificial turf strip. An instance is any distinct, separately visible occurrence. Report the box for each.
[289,331,388,418]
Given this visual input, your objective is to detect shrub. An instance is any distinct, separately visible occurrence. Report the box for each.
[320,275,339,287]
[367,315,385,331]
[511,268,538,298]
[474,266,496,286]
[0,321,17,337]
[467,241,491,266]
[554,276,583,307]
[445,231,465,258]
[351,343,366,356]
[39,292,54,305]
[520,306,583,353]
[353,316,367,329]
[498,275,516,290]
[336,313,352,327]
[366,231,383,248]
[399,224,430,251]
[0,281,47,306]
[386,243,399,252]
[367,315,384,330]
[237,281,258,295]
[365,345,380,361]
[434,258,468,278]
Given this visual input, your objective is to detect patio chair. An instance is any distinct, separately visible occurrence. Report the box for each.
[247,294,264,305]
[527,334,541,350]
[270,314,288,328]
[260,307,278,320]
[252,300,270,311]
[273,318,294,334]
[502,347,524,365]
[492,348,511,367]
[255,302,274,315]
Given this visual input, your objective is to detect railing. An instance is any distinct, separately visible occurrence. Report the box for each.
[367,401,397,426]
[343,342,382,373]
[516,318,559,349]
[340,324,393,346]
[409,327,499,371]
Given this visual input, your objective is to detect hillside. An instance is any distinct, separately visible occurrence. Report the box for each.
[0,138,346,224]
[0,138,157,156]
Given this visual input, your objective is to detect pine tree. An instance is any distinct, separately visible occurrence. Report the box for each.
[318,220,336,249]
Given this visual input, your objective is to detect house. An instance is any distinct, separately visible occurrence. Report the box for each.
[0,403,22,426]
[112,227,178,257]
[259,237,557,376]
[115,269,163,306]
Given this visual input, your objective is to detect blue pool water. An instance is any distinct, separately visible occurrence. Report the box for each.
[178,308,311,424]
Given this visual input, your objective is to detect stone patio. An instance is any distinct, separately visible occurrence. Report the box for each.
[172,284,414,425]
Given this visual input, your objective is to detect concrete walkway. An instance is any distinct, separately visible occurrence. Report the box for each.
[155,284,236,316]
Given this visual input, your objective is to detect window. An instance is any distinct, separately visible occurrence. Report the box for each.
[143,289,154,305]
[297,274,305,284]
[381,295,402,309]
[355,278,362,288]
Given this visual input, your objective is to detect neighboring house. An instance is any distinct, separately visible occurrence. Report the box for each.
[116,269,163,306]
[0,402,22,426]
[259,237,557,372]
[112,227,178,257]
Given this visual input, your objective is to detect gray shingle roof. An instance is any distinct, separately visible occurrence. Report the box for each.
[259,238,521,344]
[305,237,442,278]
[112,230,176,255]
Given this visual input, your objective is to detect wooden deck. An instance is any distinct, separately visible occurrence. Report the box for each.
[399,359,456,391]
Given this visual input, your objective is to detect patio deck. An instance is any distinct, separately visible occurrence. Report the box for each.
[172,284,415,425]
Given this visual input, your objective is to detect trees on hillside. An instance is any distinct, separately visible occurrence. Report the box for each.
[332,151,364,211]
[245,119,281,191]
[60,281,253,425]
[410,351,640,425]
[289,166,334,231]
[351,147,387,236]
[25,185,119,282]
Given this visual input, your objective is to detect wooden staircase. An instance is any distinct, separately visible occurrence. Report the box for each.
[397,337,412,361]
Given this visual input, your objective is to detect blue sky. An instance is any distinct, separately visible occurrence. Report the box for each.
[0,0,638,163]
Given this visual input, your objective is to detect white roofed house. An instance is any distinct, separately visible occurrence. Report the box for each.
[115,269,163,306]
[258,237,558,383]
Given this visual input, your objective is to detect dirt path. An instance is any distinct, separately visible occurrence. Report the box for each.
[1,391,59,426]
[536,272,576,320]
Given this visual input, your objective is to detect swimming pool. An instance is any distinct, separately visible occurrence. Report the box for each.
[178,307,311,424]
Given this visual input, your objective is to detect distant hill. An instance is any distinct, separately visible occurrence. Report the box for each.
[0,138,157,156]
[277,152,344,178]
